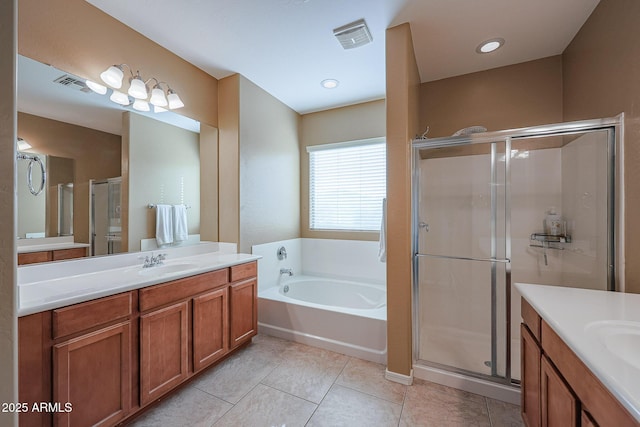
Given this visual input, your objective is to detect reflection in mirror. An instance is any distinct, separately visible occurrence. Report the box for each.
[17,54,201,256]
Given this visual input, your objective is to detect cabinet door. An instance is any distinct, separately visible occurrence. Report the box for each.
[193,287,229,372]
[521,324,541,427]
[581,410,598,427]
[140,301,189,406]
[53,321,131,427]
[541,355,578,427]
[229,278,257,349]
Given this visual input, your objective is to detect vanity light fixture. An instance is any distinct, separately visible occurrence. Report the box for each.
[86,80,107,95]
[321,79,339,89]
[132,99,151,112]
[17,137,32,151]
[98,64,185,111]
[476,38,505,54]
[110,90,130,106]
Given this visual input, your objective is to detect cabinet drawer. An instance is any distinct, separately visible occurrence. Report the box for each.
[139,269,228,312]
[18,251,52,265]
[52,292,133,339]
[230,261,257,282]
[522,298,541,341]
[52,247,87,261]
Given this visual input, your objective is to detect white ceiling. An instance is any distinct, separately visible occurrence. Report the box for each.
[87,0,600,114]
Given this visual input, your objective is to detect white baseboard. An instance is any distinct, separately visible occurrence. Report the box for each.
[385,368,414,385]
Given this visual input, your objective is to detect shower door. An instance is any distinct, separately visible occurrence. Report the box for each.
[414,138,511,381]
[412,118,619,386]
[91,178,122,256]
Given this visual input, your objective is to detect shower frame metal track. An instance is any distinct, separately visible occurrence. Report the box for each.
[411,115,623,388]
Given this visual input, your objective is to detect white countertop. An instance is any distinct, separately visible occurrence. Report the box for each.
[17,236,90,253]
[18,242,260,316]
[516,283,640,422]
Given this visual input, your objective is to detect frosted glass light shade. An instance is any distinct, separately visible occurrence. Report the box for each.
[128,77,148,99]
[17,138,32,151]
[149,87,168,107]
[153,105,168,113]
[86,80,107,95]
[167,91,184,109]
[132,99,150,111]
[100,65,124,89]
[110,90,130,105]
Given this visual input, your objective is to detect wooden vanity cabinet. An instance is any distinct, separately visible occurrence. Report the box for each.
[520,299,639,427]
[19,261,258,427]
[18,247,87,265]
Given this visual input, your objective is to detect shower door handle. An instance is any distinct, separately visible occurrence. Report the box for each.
[415,253,511,264]
[418,222,429,232]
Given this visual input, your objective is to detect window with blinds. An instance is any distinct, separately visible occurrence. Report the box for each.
[307,138,386,231]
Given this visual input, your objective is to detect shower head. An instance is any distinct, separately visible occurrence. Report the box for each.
[452,126,487,136]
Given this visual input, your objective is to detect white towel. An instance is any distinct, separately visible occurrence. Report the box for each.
[155,204,174,246]
[378,198,387,262]
[173,204,188,243]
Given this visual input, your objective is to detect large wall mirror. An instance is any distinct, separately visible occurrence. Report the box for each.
[17,55,202,257]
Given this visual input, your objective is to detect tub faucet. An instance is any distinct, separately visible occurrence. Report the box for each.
[280,268,293,276]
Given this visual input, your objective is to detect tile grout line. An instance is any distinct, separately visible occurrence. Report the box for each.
[303,355,352,426]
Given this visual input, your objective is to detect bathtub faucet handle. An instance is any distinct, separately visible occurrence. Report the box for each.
[280,268,293,276]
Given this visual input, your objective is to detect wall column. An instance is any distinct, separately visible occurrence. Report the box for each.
[385,23,421,380]
[0,0,19,424]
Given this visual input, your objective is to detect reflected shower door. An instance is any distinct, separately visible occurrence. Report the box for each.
[415,139,510,380]
[91,178,122,256]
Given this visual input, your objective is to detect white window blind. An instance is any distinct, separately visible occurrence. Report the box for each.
[308,138,386,231]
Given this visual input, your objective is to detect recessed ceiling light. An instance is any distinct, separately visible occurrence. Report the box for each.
[476,38,505,54]
[321,79,339,89]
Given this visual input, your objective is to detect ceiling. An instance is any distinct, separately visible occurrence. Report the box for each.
[86,0,600,114]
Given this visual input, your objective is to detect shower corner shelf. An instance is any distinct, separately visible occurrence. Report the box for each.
[529,233,571,250]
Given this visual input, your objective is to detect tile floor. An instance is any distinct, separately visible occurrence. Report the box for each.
[127,334,523,427]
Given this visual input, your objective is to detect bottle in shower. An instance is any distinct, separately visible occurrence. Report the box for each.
[545,207,562,236]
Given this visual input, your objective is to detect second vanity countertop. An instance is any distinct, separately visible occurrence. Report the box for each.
[18,242,261,317]
[17,236,90,253]
[516,283,640,422]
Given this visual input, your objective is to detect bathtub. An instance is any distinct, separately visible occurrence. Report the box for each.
[258,275,387,363]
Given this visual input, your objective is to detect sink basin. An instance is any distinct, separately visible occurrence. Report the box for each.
[585,320,640,370]
[138,262,199,277]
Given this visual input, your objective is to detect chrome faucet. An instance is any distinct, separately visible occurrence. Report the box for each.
[279,267,293,276]
[142,252,167,268]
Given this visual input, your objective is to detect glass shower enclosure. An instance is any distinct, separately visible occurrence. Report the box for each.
[411,116,622,386]
[90,177,122,256]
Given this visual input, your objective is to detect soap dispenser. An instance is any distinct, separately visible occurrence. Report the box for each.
[545,207,562,236]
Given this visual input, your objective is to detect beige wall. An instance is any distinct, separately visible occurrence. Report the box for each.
[420,56,564,138]
[123,112,200,252]
[562,0,640,293]
[385,23,421,377]
[218,75,241,246]
[239,76,300,253]
[16,153,46,238]
[18,0,217,127]
[17,112,121,243]
[200,123,219,242]
[300,99,386,241]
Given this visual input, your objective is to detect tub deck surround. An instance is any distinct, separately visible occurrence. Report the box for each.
[516,283,640,422]
[18,242,258,316]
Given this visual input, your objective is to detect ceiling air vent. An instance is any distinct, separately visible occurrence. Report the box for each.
[333,18,372,50]
[53,74,91,93]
